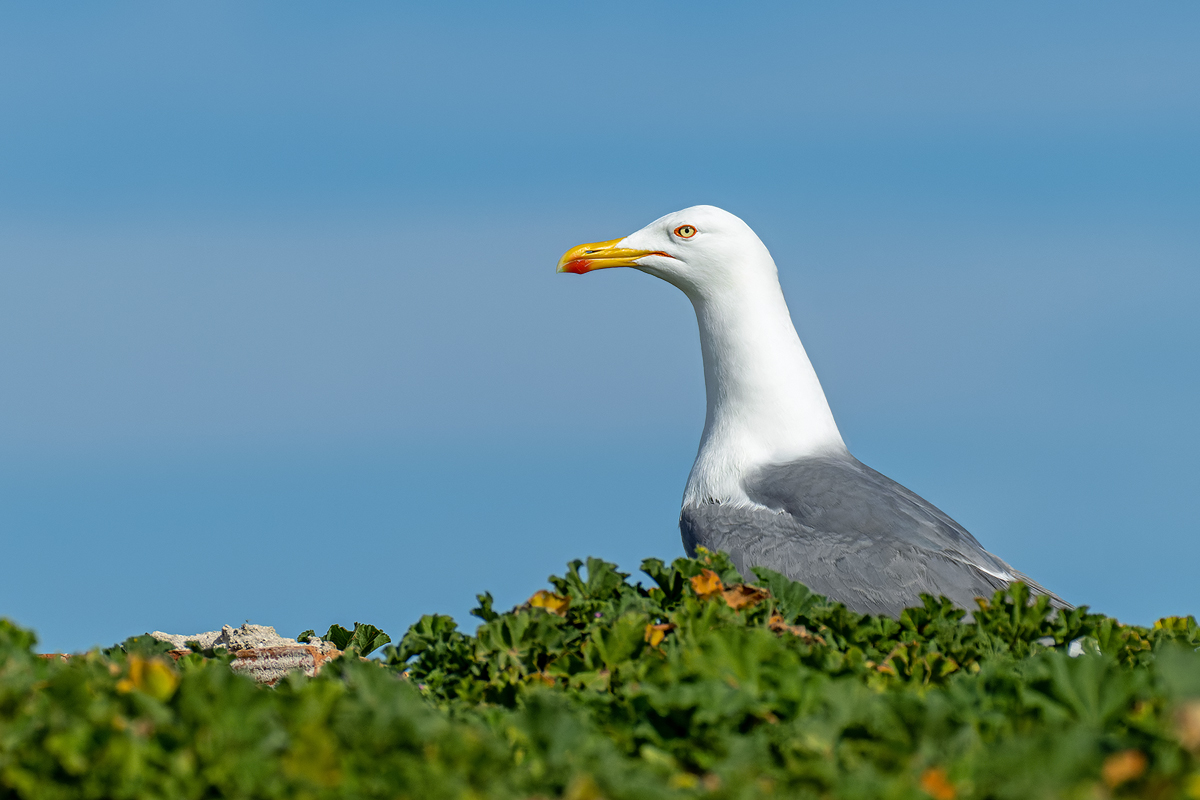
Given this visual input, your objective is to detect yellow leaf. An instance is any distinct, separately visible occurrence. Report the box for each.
[117,656,179,702]
[668,773,698,789]
[563,774,603,800]
[1154,616,1197,632]
[529,590,570,617]
[689,569,724,599]
[643,622,675,647]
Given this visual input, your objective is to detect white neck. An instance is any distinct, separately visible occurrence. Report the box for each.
[682,265,845,507]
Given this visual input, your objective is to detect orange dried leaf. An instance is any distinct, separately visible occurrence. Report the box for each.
[721,584,770,610]
[644,622,675,647]
[690,569,724,599]
[529,590,570,617]
[919,767,956,800]
[768,612,826,644]
[1102,750,1147,788]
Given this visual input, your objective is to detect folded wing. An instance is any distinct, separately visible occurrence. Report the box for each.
[680,454,1069,617]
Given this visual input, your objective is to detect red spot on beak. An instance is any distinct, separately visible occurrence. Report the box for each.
[562,260,592,274]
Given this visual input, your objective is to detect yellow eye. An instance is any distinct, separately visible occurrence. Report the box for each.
[674,225,697,239]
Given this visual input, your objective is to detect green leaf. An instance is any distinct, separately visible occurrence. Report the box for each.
[324,623,354,650]
[471,592,499,622]
[0,617,37,653]
[109,633,176,657]
[751,566,825,620]
[348,622,391,656]
[321,622,391,656]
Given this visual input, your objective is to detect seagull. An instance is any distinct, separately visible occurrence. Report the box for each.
[558,205,1068,617]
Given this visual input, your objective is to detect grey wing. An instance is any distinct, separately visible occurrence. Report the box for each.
[680,454,1069,617]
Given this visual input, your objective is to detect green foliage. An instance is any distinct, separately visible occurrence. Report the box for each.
[3,551,1200,799]
[326,622,392,656]
[298,623,392,656]
[105,633,178,659]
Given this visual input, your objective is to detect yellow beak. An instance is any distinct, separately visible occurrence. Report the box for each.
[556,238,668,274]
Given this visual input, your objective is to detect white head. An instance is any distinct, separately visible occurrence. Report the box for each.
[558,205,846,506]
[557,205,778,304]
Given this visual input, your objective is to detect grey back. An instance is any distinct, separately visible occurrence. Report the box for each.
[680,454,1068,617]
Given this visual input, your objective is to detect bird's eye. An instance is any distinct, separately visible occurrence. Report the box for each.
[674,225,697,239]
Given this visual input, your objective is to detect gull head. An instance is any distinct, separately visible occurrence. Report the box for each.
[556,205,776,301]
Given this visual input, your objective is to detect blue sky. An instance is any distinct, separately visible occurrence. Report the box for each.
[1,3,1197,653]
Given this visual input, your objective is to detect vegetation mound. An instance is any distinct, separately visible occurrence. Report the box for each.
[2,549,1199,798]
